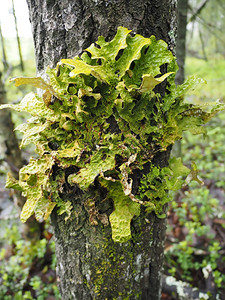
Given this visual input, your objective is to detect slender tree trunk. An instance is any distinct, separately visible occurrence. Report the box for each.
[26,1,176,298]
[172,0,188,158]
[176,0,188,86]
[11,0,24,71]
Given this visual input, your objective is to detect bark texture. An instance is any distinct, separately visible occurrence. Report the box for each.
[26,1,177,299]
[27,0,176,72]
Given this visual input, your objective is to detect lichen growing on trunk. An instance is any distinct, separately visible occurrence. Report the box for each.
[1,27,223,244]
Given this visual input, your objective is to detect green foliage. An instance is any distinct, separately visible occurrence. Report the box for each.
[0,225,59,300]
[166,187,225,288]
[165,110,225,293]
[1,27,223,242]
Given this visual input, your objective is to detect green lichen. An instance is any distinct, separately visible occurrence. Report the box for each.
[1,27,223,242]
[138,157,191,218]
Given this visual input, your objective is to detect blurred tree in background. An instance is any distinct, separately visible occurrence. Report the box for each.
[188,0,225,58]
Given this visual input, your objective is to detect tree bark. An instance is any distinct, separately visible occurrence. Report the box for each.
[26,1,177,299]
[27,0,177,72]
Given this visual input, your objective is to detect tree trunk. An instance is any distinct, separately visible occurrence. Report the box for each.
[175,0,188,86]
[171,0,188,158]
[26,1,176,298]
[0,72,22,179]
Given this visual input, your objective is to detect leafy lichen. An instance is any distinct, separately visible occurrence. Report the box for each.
[1,27,223,242]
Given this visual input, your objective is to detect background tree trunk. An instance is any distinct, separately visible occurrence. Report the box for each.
[176,0,188,86]
[171,0,188,158]
[0,72,22,179]
[26,1,176,299]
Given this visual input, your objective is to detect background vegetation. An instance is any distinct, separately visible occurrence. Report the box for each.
[164,60,225,299]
